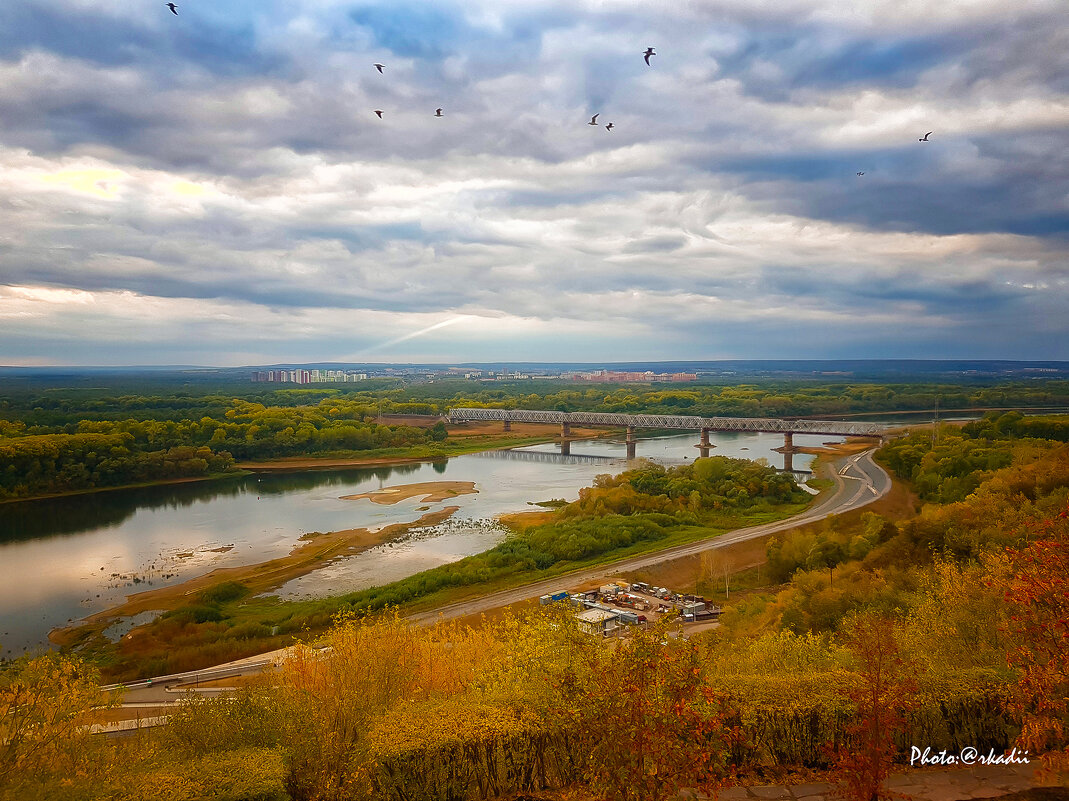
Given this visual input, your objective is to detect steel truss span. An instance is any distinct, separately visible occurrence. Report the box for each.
[447,408,884,437]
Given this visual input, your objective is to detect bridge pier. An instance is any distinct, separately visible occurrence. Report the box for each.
[502,420,511,431]
[695,427,715,458]
[774,432,801,472]
[560,440,571,456]
[626,426,637,460]
[561,421,571,437]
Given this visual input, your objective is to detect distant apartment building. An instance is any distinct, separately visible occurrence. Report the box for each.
[251,370,368,384]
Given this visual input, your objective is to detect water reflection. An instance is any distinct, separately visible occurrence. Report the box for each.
[473,449,616,465]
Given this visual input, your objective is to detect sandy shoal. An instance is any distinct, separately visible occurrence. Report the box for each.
[340,480,477,505]
[50,506,460,648]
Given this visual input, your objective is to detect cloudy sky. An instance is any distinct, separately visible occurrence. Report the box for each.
[0,0,1066,366]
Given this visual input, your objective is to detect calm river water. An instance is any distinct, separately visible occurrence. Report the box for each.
[0,431,837,656]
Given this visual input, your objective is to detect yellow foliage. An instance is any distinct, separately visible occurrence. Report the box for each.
[0,652,117,786]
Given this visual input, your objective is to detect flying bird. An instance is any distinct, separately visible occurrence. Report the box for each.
[588,113,599,126]
[166,2,178,14]
[374,110,383,118]
[435,108,443,117]
[643,47,655,65]
[919,131,932,141]
[856,171,864,176]
[605,122,614,131]
[373,63,385,74]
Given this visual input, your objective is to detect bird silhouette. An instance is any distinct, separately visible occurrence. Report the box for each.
[588,113,599,126]
[166,2,178,14]
[374,110,383,118]
[643,47,655,65]
[919,132,932,141]
[605,123,614,131]
[435,108,443,117]
[856,171,864,176]
[373,63,385,74]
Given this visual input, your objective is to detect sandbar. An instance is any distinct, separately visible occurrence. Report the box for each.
[340,480,477,505]
[50,506,461,648]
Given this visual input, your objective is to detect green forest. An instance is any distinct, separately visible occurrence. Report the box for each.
[4,377,1069,426]
[2,377,1068,501]
[0,398,448,500]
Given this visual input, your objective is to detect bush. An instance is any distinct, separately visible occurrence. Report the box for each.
[161,604,226,624]
[199,581,250,605]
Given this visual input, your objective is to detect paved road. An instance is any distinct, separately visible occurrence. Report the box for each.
[105,657,277,705]
[112,449,889,700]
[409,448,890,625]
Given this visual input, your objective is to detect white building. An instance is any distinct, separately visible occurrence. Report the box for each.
[576,608,620,637]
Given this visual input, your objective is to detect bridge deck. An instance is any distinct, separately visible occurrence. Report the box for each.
[448,407,884,437]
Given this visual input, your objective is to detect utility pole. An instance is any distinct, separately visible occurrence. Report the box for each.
[931,395,939,449]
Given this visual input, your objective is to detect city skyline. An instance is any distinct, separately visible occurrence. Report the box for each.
[1,0,1067,366]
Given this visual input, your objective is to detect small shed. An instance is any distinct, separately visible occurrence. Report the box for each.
[576,608,620,637]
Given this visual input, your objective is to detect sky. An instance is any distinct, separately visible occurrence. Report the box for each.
[0,0,1066,366]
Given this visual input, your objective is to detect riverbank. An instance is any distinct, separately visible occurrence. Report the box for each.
[234,422,610,471]
[0,469,248,506]
[46,437,861,680]
[49,503,462,650]
[0,421,607,506]
[398,439,875,620]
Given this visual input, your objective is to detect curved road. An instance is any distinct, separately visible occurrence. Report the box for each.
[409,448,890,625]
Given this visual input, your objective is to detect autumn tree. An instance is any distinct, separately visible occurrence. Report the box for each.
[830,613,918,801]
[0,652,115,788]
[279,610,503,801]
[570,619,734,801]
[701,551,736,599]
[1001,502,1069,774]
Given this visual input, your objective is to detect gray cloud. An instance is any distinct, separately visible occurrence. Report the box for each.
[0,0,1066,364]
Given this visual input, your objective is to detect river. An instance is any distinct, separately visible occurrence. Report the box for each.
[0,431,837,657]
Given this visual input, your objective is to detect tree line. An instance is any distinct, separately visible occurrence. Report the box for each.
[4,379,1068,429]
[0,398,448,500]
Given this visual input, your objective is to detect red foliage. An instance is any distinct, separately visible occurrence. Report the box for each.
[830,614,918,801]
[1002,501,1069,774]
[568,624,736,801]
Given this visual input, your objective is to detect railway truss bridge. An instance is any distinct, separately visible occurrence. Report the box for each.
[447,407,888,471]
